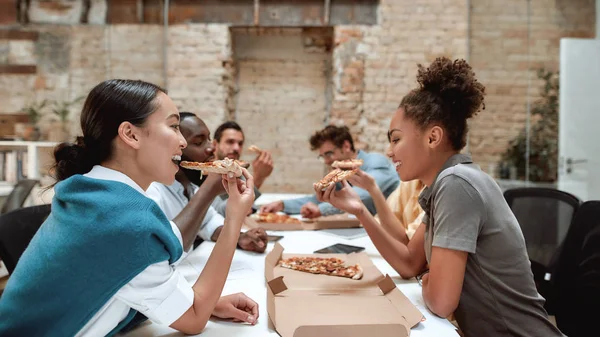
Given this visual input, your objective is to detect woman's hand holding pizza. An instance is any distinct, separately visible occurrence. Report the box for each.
[314,180,365,216]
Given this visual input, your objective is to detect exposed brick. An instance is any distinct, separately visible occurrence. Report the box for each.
[0,64,37,74]
[0,0,596,189]
[28,0,83,24]
[0,30,39,41]
[0,0,18,25]
[469,0,595,172]
[167,24,231,134]
[232,27,331,193]
[106,0,138,24]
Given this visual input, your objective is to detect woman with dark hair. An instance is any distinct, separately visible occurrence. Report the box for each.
[314,58,564,337]
[0,79,258,336]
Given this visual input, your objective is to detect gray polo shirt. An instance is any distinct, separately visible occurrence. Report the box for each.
[419,154,564,337]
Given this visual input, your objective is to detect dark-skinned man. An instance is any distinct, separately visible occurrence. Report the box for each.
[148,112,267,253]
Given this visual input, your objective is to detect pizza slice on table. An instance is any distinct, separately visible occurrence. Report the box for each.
[314,168,357,191]
[256,213,302,225]
[278,256,363,280]
[180,158,243,177]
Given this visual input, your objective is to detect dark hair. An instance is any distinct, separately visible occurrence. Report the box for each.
[214,121,243,142]
[309,125,355,152]
[179,111,197,121]
[399,57,485,151]
[52,79,166,182]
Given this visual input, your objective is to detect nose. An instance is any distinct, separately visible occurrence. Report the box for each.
[386,144,393,158]
[179,132,187,149]
[324,158,334,166]
[205,145,214,155]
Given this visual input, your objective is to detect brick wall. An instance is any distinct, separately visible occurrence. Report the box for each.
[167,24,231,134]
[338,0,469,154]
[232,28,332,193]
[0,23,230,138]
[469,0,596,172]
[0,0,596,191]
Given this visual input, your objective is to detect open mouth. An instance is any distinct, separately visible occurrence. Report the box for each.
[394,161,401,168]
[172,155,182,165]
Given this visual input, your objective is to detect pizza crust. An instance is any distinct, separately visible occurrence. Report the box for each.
[180,158,243,177]
[314,168,358,191]
[331,159,364,170]
[248,145,263,153]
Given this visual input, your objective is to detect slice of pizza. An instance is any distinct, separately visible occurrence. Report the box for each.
[331,159,364,170]
[180,158,243,177]
[236,160,250,169]
[278,256,363,280]
[314,168,357,191]
[248,145,263,154]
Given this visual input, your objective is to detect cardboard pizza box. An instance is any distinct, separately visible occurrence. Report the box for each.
[265,243,424,337]
[245,213,361,231]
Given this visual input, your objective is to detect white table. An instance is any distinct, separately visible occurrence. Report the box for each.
[253,193,310,206]
[123,230,458,337]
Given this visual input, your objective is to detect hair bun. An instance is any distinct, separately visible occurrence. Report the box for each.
[416,57,485,119]
[53,141,92,181]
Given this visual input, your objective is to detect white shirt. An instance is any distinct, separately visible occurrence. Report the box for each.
[75,166,194,337]
[147,181,224,241]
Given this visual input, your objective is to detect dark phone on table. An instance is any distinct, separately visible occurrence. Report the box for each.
[314,243,365,254]
[267,235,284,242]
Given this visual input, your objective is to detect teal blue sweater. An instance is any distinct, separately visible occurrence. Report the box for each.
[0,175,183,337]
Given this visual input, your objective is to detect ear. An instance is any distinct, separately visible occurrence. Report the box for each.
[212,139,218,148]
[117,121,142,150]
[427,125,444,149]
[342,140,352,153]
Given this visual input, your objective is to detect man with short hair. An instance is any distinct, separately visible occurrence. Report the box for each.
[260,125,400,218]
[211,121,274,216]
[147,113,267,253]
[213,121,273,189]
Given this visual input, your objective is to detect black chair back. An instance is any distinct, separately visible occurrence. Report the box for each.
[504,187,581,313]
[0,204,51,274]
[553,201,600,337]
[0,179,39,215]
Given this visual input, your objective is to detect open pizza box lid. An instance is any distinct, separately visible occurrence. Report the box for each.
[245,213,361,231]
[265,243,423,337]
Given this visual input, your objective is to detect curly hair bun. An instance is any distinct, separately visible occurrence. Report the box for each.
[417,57,485,119]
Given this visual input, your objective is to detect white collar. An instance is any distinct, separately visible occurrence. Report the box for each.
[84,165,148,196]
[166,179,199,197]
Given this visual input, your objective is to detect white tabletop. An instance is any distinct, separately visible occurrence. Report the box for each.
[123,230,458,337]
[254,193,311,206]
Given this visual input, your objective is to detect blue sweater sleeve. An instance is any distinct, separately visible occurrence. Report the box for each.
[282,194,320,214]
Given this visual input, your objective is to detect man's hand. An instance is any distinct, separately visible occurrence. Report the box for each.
[202,172,227,196]
[251,151,274,189]
[300,202,322,219]
[212,293,259,325]
[237,228,268,253]
[259,200,284,214]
